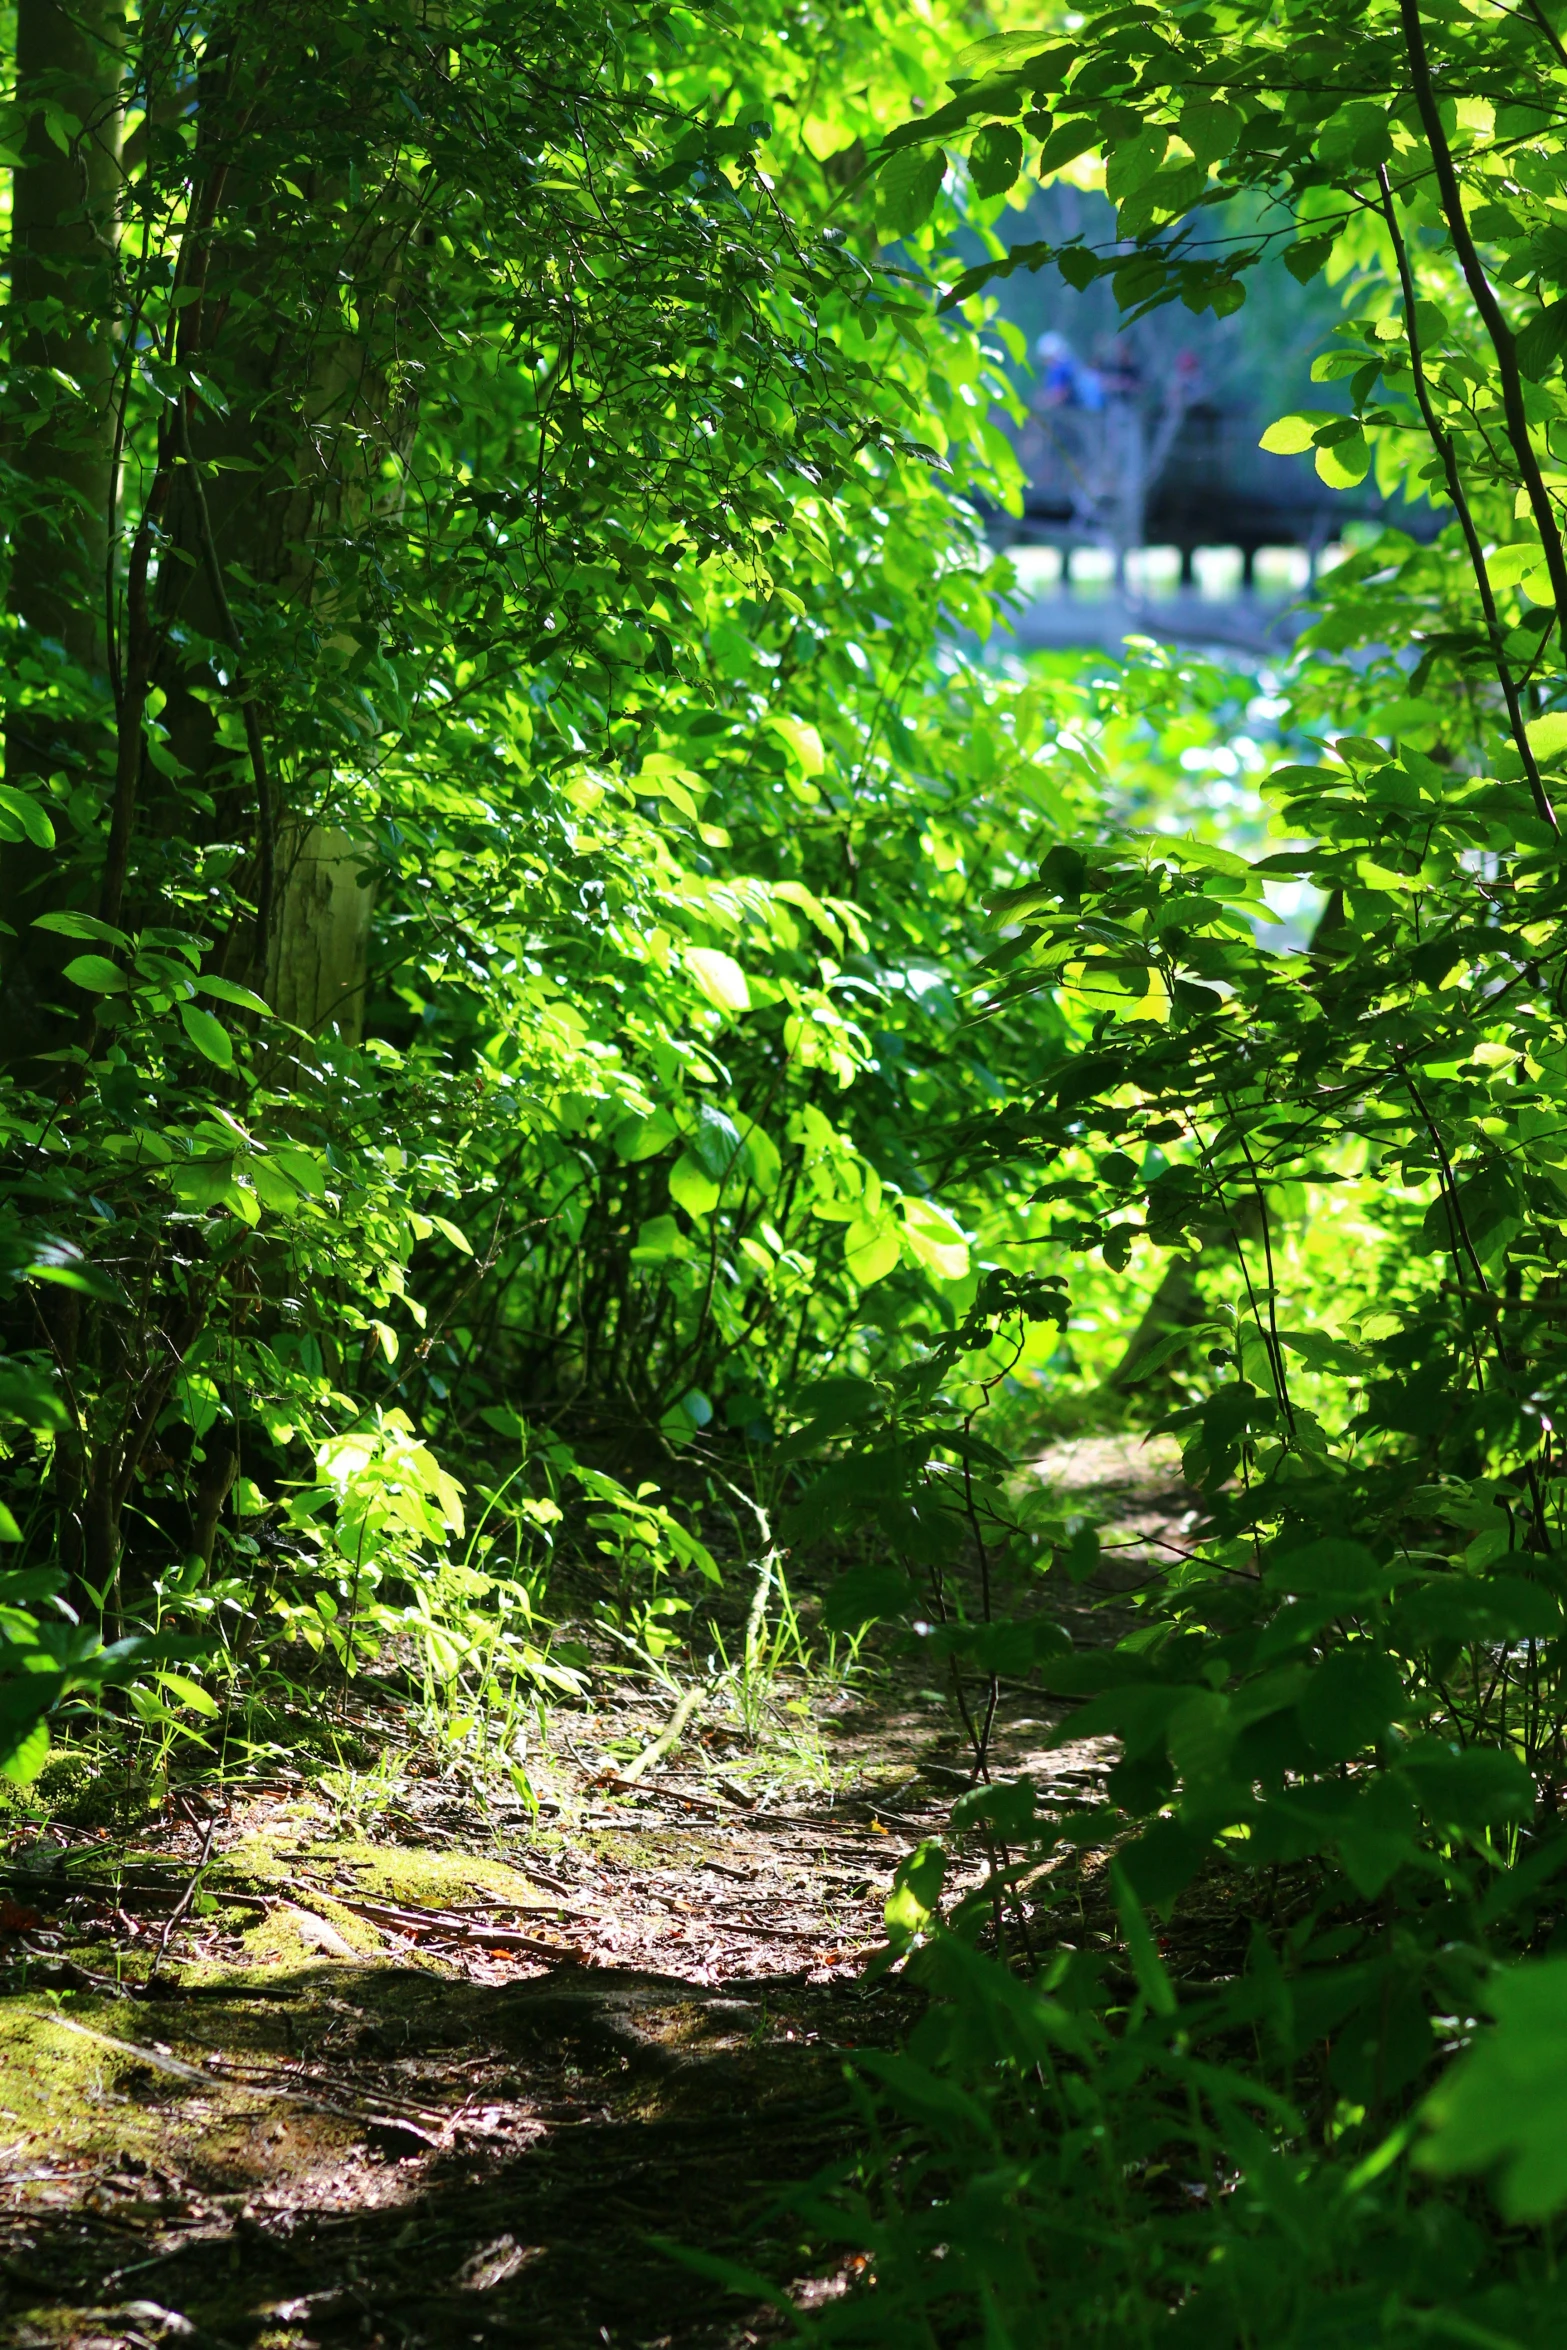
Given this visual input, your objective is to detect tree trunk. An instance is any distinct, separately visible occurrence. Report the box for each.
[265,824,376,1041]
[148,6,417,1011]
[1,0,123,1048]
[9,0,121,667]
[1107,1215,1249,1392]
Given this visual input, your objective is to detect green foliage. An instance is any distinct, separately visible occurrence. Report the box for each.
[0,0,1037,1761]
[767,1,1567,2340]
[23,0,1567,2335]
[1422,1958,1567,2223]
[2,0,1302,1793]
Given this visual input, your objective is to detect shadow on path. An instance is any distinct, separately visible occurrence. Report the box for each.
[1,1959,912,2349]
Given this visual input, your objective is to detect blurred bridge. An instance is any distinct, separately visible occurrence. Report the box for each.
[985,395,1440,656]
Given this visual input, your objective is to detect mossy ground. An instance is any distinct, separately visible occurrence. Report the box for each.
[0,1731,928,2348]
[0,1442,1182,2348]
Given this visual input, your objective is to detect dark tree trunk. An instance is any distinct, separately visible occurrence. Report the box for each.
[1,0,123,1047]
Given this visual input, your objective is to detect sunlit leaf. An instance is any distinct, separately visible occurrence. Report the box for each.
[683,947,750,1014]
[179,1003,234,1066]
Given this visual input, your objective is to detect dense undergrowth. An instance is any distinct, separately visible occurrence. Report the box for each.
[10,0,1567,2342]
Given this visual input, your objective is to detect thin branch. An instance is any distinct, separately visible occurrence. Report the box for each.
[1400,0,1567,678]
[1376,166,1557,829]
[174,401,277,956]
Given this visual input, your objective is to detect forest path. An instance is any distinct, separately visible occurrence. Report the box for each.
[0,1436,1185,2350]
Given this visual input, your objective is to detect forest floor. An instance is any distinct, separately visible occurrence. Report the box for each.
[0,1436,1185,2350]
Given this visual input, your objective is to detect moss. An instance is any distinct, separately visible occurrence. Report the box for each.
[0,2000,210,2169]
[231,1895,386,1966]
[585,1828,728,1871]
[324,1841,545,1909]
[34,1751,94,1812]
[24,1754,166,1832]
[170,1817,582,1974]
[216,1823,551,1911]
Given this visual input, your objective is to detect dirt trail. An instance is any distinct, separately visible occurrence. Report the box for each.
[0,1437,1187,2350]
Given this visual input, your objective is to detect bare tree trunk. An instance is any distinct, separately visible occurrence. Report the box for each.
[9,0,121,666]
[1,0,123,1046]
[265,824,377,1041]
[1107,1214,1248,1392]
[148,7,415,1016]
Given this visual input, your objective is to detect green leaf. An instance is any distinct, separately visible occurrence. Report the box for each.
[1485,541,1542,592]
[0,1712,50,1786]
[0,1571,60,1605]
[876,145,946,236]
[929,1617,1070,1675]
[248,1159,300,1215]
[1401,1738,1535,1832]
[900,1196,970,1280]
[856,2045,994,2136]
[1421,1957,1567,2218]
[1526,712,1567,767]
[1167,1687,1234,1789]
[198,975,271,1015]
[950,27,1060,76]
[179,1003,234,1066]
[1394,1574,1561,1646]
[1287,233,1334,282]
[1105,128,1168,204]
[766,713,826,777]
[32,910,129,947]
[950,1776,1043,1840]
[1117,1817,1207,1910]
[1057,242,1104,290]
[823,1563,915,1631]
[1265,1539,1390,1601]
[969,123,1023,199]
[885,1839,946,1949]
[668,1152,721,1219]
[1111,1861,1177,2016]
[268,1146,326,1196]
[630,1213,689,1264]
[739,1118,781,1193]
[1516,301,1567,380]
[1179,99,1241,167]
[844,1216,901,1288]
[1259,410,1336,455]
[683,947,750,1015]
[616,1108,680,1163]
[1036,118,1099,177]
[155,1669,220,1717]
[170,1155,235,1210]
[0,785,55,849]
[1316,432,1370,488]
[63,954,128,994]
[778,1374,882,1461]
[684,1101,744,1180]
[1297,1646,1405,1762]
[1336,1773,1420,1898]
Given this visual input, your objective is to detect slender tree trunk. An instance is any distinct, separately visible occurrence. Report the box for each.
[1,0,123,1045]
[265,824,377,1041]
[9,0,121,666]
[149,5,416,1013]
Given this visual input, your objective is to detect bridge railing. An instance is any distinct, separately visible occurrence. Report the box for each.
[1006,543,1348,598]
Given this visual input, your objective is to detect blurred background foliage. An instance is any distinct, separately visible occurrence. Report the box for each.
[0,0,1321,1785]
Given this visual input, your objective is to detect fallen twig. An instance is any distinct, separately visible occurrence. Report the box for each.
[305,1886,586,1962]
[620,1683,707,1784]
[151,1811,218,1977]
